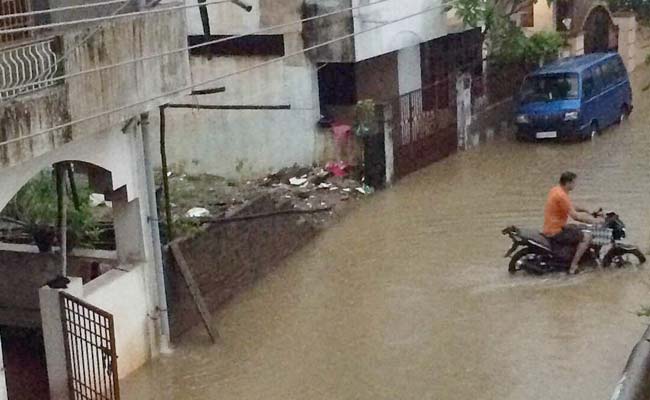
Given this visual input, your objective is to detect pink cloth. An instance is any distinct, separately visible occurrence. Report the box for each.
[331,124,352,146]
[325,161,349,177]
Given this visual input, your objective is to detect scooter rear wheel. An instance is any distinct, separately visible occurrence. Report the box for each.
[509,248,542,274]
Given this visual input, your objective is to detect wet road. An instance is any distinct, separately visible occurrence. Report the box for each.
[122,71,650,400]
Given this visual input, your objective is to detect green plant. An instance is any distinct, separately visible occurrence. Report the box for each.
[447,0,564,65]
[2,170,100,249]
[353,99,378,137]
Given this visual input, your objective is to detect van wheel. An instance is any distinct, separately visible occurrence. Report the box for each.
[618,105,630,124]
[587,122,599,140]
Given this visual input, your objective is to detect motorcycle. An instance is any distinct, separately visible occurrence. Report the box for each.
[502,210,646,275]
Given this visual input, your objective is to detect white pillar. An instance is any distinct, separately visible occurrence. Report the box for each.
[39,278,83,400]
[569,34,585,56]
[0,335,7,400]
[614,14,638,71]
[382,104,395,185]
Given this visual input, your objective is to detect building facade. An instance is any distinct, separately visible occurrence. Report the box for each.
[154,0,481,180]
[0,2,190,398]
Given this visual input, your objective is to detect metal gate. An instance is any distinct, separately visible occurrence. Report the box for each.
[391,86,458,178]
[60,292,120,400]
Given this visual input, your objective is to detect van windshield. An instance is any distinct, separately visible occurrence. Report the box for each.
[520,73,579,103]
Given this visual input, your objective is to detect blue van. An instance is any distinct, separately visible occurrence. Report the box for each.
[515,53,632,141]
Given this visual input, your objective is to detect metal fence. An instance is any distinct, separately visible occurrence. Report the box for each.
[60,292,120,400]
[0,37,59,100]
[390,83,458,178]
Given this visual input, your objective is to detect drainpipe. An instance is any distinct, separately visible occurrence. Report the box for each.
[140,113,172,354]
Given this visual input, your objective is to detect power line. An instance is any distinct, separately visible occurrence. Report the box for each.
[0,0,128,21]
[0,0,233,35]
[1,0,233,102]
[1,0,393,98]
[0,4,444,148]
[30,0,136,102]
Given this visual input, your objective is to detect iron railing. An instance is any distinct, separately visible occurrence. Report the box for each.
[60,291,120,400]
[0,0,32,44]
[0,37,59,100]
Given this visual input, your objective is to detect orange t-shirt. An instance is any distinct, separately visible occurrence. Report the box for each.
[543,186,572,236]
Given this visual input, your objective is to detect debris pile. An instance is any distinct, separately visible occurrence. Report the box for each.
[160,165,374,235]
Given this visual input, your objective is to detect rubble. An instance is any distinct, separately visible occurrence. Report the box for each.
[158,164,371,236]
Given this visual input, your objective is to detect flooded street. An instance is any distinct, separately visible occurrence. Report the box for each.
[122,71,650,400]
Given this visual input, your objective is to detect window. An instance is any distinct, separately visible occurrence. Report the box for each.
[600,61,615,86]
[317,63,356,106]
[612,57,627,82]
[583,70,595,99]
[592,66,605,94]
[519,0,534,28]
[188,35,285,57]
[520,73,579,103]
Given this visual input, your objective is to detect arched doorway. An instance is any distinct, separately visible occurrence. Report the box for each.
[583,6,617,53]
[0,161,118,400]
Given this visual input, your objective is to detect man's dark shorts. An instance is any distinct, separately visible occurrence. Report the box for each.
[549,225,584,246]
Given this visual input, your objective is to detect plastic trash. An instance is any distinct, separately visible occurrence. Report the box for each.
[185,207,210,218]
[289,177,308,186]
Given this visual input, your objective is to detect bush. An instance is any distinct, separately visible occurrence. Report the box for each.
[2,170,100,249]
[490,28,565,67]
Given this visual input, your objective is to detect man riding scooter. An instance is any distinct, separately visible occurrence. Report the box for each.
[543,171,604,274]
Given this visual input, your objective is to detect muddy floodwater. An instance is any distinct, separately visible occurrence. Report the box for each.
[122,72,650,400]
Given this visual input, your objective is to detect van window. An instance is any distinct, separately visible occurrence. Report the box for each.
[582,69,595,99]
[593,66,605,94]
[600,61,615,86]
[520,73,579,103]
[612,57,627,82]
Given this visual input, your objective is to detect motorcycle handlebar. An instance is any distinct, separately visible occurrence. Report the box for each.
[592,208,604,218]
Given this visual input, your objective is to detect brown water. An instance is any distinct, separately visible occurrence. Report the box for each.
[122,72,650,400]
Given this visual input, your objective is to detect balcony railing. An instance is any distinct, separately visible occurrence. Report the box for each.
[0,37,59,100]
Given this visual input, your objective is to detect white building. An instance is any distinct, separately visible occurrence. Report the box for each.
[155,0,480,179]
[0,3,190,399]
[152,0,321,179]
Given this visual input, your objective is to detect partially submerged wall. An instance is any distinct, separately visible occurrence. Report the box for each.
[83,264,152,378]
[166,194,319,338]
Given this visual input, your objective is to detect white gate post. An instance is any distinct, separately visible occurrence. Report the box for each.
[39,278,83,400]
[456,73,473,150]
[0,334,7,400]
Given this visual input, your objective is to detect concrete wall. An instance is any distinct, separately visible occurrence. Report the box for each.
[352,0,447,62]
[83,264,153,378]
[167,194,318,338]
[356,52,399,103]
[397,45,422,95]
[615,14,638,72]
[303,0,355,63]
[64,8,190,142]
[47,0,137,23]
[0,8,190,171]
[0,123,148,213]
[153,0,321,179]
[150,53,321,178]
[186,0,305,35]
[530,0,555,32]
[0,86,70,170]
